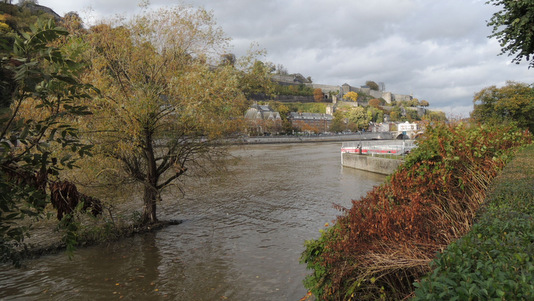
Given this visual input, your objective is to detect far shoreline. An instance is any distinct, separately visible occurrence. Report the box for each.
[232,132,395,145]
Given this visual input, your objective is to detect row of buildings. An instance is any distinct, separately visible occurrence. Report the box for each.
[244,103,333,135]
[244,103,420,137]
[245,76,422,136]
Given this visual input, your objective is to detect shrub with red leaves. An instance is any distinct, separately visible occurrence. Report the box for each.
[301,122,532,300]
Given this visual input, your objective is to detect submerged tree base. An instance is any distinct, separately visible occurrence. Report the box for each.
[9,219,182,264]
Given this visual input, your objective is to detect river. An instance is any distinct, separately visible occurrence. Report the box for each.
[0,142,385,301]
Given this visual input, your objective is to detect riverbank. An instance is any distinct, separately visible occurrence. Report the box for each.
[413,143,534,299]
[236,132,393,144]
[300,123,532,300]
[13,216,181,262]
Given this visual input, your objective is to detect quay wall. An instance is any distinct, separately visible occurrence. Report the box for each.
[341,153,403,175]
[241,132,393,144]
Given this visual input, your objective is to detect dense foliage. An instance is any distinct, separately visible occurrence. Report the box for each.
[0,2,58,48]
[0,20,94,264]
[81,6,249,224]
[273,83,314,96]
[471,81,534,133]
[0,2,59,106]
[487,0,534,68]
[314,88,324,102]
[344,91,358,102]
[1,3,275,263]
[301,122,532,300]
[237,59,275,99]
[414,144,534,300]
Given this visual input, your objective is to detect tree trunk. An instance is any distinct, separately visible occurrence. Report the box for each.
[142,127,159,224]
[142,184,158,224]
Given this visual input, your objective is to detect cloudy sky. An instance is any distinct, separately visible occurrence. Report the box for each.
[37,0,534,117]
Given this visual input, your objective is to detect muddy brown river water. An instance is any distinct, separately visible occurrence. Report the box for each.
[0,142,385,300]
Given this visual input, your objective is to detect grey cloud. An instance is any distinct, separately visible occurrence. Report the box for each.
[38,0,534,117]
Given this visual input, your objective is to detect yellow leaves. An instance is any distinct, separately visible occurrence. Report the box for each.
[13,97,50,121]
[70,4,252,215]
[0,21,10,33]
[0,14,11,33]
[344,91,359,102]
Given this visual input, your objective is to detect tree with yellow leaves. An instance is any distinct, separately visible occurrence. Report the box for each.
[344,91,358,102]
[82,6,248,224]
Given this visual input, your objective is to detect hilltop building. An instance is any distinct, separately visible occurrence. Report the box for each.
[272,73,311,86]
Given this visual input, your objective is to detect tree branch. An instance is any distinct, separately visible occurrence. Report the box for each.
[156,166,187,190]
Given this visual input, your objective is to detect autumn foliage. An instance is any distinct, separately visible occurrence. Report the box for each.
[314,88,324,102]
[301,122,532,300]
[368,98,381,108]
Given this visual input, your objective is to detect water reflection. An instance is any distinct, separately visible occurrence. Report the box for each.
[0,142,385,300]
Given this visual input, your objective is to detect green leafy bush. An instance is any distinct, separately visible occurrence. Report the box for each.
[300,225,338,298]
[274,83,314,96]
[0,19,94,265]
[413,144,534,300]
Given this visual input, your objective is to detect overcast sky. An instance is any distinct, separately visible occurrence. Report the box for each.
[37,0,534,117]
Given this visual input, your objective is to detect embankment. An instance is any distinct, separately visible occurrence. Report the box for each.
[341,153,403,175]
[300,123,532,300]
[239,132,393,144]
[413,143,534,299]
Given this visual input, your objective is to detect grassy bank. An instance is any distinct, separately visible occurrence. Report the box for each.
[300,123,532,300]
[413,143,534,300]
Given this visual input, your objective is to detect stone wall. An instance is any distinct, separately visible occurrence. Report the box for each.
[392,94,413,102]
[339,84,408,104]
[249,94,317,103]
[341,153,403,175]
[309,83,341,94]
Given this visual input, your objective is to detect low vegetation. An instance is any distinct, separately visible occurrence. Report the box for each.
[413,143,534,300]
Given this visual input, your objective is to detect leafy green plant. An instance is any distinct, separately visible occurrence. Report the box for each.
[413,143,534,300]
[300,224,340,298]
[0,19,95,265]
